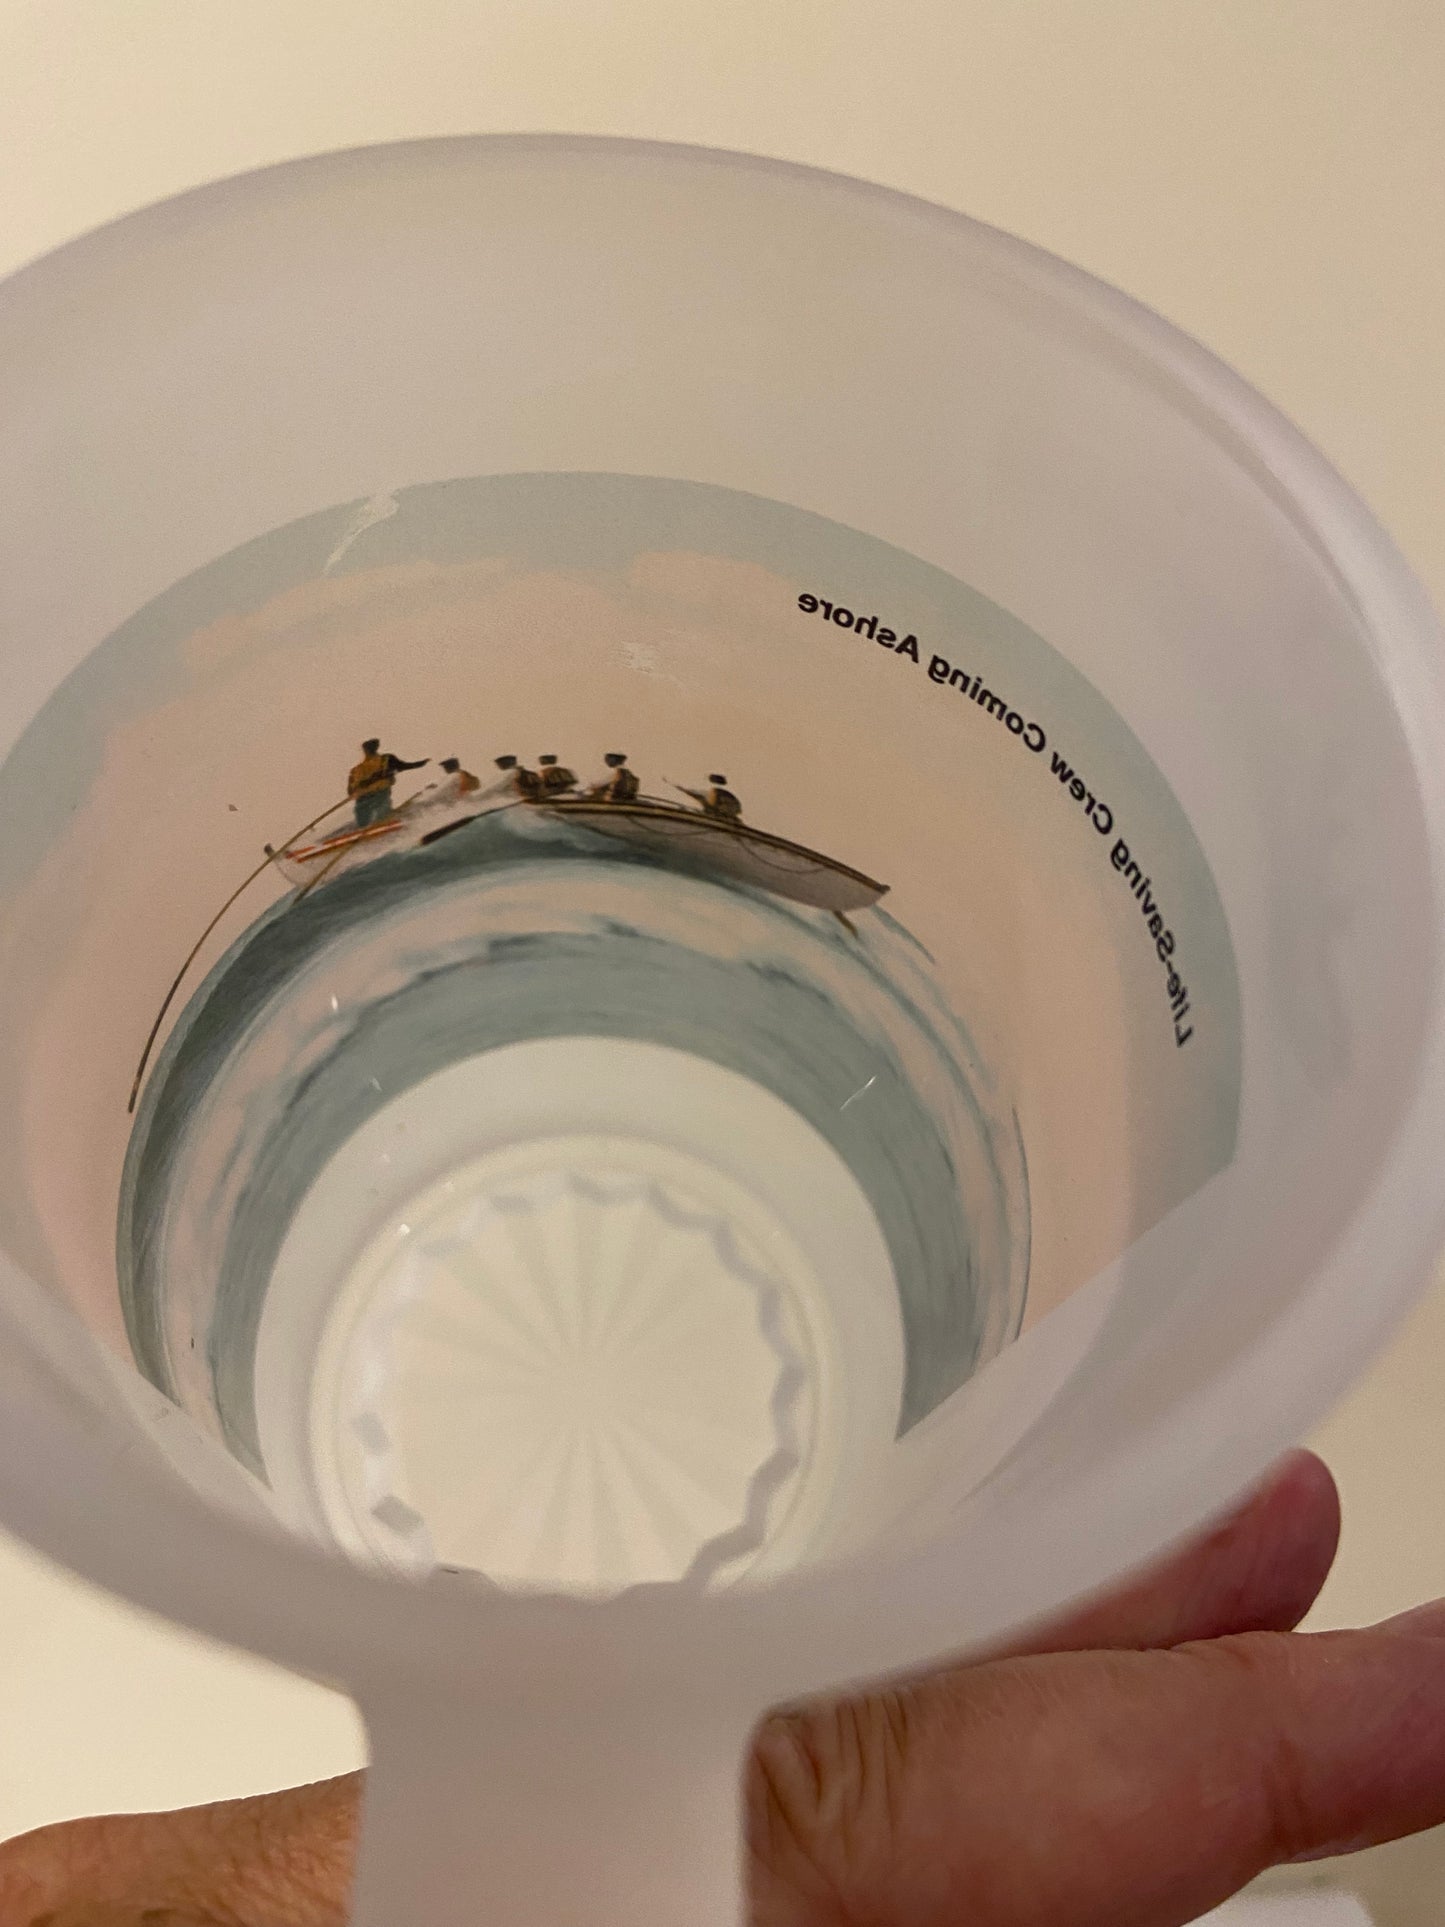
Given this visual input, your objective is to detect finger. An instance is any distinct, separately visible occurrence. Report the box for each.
[0,1773,360,1927]
[998,1448,1340,1658]
[0,1452,1341,1927]
[751,1606,1445,1927]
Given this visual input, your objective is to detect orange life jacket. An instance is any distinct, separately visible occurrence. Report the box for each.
[348,752,390,798]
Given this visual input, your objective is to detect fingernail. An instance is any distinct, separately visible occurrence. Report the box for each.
[1374,1599,1445,1638]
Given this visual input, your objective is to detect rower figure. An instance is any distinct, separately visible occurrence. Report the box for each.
[589,751,640,804]
[491,754,542,800]
[538,753,578,796]
[348,738,429,829]
[427,757,481,806]
[680,773,742,821]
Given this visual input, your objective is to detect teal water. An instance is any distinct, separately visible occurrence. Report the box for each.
[120,806,1029,1473]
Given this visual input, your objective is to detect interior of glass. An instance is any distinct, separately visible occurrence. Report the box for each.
[0,140,1437,1623]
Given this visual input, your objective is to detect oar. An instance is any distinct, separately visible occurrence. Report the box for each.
[291,837,352,905]
[127,793,348,1113]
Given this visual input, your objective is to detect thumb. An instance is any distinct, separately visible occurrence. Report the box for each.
[751,1609,1445,1927]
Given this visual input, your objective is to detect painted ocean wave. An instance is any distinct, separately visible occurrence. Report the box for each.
[120,807,1030,1473]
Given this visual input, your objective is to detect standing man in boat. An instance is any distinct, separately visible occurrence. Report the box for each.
[588,751,641,804]
[348,738,429,829]
[678,773,743,821]
[537,753,578,796]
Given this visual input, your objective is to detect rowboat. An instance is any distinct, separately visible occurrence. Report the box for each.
[273,790,887,916]
[512,797,887,914]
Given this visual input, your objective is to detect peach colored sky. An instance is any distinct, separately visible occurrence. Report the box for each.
[0,534,1237,1356]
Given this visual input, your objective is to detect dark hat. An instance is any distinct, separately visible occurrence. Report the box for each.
[362,737,381,754]
[709,774,728,786]
[604,752,627,768]
[440,757,460,772]
[539,754,558,766]
[495,754,517,769]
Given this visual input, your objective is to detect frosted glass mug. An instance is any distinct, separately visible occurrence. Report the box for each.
[0,137,1442,1924]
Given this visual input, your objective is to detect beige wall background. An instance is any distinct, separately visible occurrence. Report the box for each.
[0,2,1441,1918]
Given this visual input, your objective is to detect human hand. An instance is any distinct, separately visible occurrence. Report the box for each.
[4,1451,1445,1926]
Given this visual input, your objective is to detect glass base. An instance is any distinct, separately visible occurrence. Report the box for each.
[254,1038,906,1593]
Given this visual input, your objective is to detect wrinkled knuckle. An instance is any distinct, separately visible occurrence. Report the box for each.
[750,1710,836,1873]
[750,1696,908,1922]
